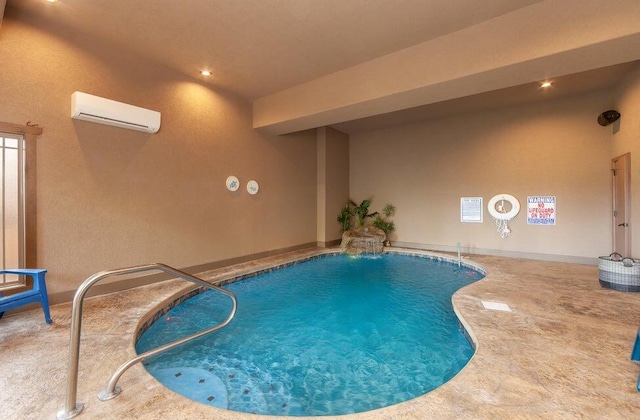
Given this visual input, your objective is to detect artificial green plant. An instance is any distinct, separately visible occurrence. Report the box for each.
[373,203,396,234]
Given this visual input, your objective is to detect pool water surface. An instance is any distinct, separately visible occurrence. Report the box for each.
[136,253,484,416]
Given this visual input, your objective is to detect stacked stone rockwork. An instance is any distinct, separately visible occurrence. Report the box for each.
[340,226,386,254]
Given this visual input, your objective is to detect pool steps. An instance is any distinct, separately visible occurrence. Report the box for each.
[57,263,237,420]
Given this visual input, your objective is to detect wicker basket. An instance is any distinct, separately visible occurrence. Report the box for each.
[599,253,640,292]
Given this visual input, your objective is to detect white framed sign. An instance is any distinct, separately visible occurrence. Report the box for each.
[461,197,483,223]
[527,196,556,225]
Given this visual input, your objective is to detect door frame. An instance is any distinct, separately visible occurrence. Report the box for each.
[612,153,631,256]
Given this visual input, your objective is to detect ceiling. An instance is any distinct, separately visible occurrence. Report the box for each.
[4,0,640,134]
[7,0,541,100]
[332,61,639,134]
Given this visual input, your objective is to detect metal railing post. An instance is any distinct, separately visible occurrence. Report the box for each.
[57,264,236,419]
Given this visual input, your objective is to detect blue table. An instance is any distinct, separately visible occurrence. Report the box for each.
[632,327,640,392]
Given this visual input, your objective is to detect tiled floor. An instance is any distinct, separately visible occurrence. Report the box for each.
[1,248,639,419]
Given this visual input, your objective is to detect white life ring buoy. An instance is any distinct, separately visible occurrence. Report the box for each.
[487,194,520,220]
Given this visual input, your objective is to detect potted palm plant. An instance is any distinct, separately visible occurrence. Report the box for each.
[337,202,353,232]
[350,199,379,227]
[373,204,396,246]
[337,199,380,231]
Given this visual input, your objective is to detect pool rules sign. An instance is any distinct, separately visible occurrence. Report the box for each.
[527,196,556,225]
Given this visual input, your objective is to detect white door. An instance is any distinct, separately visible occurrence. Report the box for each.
[612,153,631,256]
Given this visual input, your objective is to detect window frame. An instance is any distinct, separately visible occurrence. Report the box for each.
[0,121,42,270]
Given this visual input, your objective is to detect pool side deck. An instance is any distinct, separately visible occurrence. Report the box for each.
[1,248,640,419]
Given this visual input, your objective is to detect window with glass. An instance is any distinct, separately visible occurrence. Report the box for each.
[1,132,26,288]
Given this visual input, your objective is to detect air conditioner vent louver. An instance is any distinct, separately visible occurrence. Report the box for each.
[71,91,161,133]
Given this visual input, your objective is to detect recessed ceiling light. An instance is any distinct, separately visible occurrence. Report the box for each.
[540,81,553,88]
[45,0,57,3]
[200,70,212,77]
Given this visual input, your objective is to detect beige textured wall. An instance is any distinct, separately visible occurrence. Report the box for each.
[316,128,328,243]
[0,10,317,297]
[324,127,350,243]
[0,0,6,27]
[350,90,615,262]
[612,63,640,255]
[316,127,349,245]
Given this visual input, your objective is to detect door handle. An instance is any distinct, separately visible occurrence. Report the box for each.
[618,223,629,227]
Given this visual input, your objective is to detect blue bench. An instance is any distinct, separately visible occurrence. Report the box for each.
[632,327,640,392]
[0,269,51,324]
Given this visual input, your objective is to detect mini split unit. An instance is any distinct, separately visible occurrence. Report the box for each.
[71,91,161,133]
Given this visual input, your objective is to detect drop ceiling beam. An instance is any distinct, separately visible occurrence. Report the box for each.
[253,0,640,135]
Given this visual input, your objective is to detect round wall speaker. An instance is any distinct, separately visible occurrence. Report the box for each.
[597,110,621,126]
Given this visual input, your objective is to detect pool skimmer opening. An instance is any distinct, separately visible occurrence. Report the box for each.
[481,301,512,312]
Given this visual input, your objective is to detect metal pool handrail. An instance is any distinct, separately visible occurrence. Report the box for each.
[57,263,237,420]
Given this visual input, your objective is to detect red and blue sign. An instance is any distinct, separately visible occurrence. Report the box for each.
[527,196,556,225]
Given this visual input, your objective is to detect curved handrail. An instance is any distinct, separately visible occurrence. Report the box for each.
[57,263,237,420]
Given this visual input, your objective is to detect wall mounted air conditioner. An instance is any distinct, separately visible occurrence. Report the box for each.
[71,91,161,133]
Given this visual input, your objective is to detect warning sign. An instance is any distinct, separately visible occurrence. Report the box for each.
[527,196,556,225]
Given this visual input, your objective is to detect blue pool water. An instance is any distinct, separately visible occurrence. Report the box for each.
[136,253,484,416]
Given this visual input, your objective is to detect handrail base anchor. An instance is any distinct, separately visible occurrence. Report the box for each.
[98,386,121,401]
[56,403,84,420]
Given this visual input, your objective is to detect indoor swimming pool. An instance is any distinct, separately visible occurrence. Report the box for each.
[136,253,485,416]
